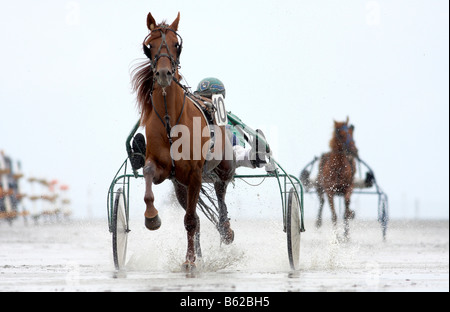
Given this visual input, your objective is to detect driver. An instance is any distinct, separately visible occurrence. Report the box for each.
[194,77,275,173]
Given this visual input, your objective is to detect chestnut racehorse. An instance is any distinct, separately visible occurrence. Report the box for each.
[315,117,358,240]
[131,12,235,270]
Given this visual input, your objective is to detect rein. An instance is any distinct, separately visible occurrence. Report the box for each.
[142,26,184,179]
[142,25,212,179]
[333,124,357,176]
[148,80,186,179]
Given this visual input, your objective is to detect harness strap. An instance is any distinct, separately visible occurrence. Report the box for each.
[149,89,187,179]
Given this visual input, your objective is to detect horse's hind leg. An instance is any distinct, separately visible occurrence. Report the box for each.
[214,180,234,244]
[343,191,355,241]
[143,161,161,231]
[182,173,202,270]
[344,192,355,221]
[173,181,202,259]
[316,190,325,228]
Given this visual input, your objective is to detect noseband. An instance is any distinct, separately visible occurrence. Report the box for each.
[143,25,183,75]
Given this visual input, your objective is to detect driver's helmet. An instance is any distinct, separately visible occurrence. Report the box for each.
[195,77,226,98]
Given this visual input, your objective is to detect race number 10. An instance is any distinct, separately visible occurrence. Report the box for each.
[212,94,228,126]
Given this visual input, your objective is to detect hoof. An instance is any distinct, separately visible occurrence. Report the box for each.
[221,228,235,245]
[315,218,322,228]
[182,260,196,272]
[145,214,161,231]
[219,220,235,245]
[340,232,351,243]
[345,210,355,220]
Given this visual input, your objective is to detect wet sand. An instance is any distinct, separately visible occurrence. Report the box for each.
[0,215,448,292]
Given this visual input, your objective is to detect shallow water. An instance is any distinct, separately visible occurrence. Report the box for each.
[0,214,448,292]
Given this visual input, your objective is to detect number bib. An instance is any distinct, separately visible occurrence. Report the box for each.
[212,94,228,126]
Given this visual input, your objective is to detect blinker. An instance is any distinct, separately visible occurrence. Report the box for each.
[143,43,152,59]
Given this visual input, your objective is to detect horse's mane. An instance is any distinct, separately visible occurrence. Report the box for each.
[131,59,154,125]
[329,122,344,152]
[329,133,340,151]
[131,21,174,125]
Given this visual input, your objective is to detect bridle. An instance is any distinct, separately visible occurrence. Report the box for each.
[141,25,187,179]
[336,124,355,149]
[143,25,183,76]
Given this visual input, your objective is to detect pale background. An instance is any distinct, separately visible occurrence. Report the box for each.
[1,0,448,220]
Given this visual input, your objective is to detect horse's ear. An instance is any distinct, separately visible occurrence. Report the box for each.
[147,12,157,31]
[170,12,180,31]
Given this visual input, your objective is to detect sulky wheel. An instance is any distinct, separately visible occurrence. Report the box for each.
[286,187,301,270]
[112,187,129,270]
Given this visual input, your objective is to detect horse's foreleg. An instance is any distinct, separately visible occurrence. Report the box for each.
[173,181,202,259]
[183,174,202,270]
[143,161,161,231]
[327,192,337,227]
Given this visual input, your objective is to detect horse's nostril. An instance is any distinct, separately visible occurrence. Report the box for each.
[156,69,172,77]
[155,68,173,87]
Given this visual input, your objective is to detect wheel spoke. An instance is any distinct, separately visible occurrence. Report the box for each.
[112,188,128,270]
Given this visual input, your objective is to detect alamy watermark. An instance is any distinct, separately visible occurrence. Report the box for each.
[65,1,80,26]
[366,1,381,26]
[169,117,274,162]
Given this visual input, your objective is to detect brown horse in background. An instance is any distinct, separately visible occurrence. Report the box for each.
[316,117,358,240]
[131,12,235,270]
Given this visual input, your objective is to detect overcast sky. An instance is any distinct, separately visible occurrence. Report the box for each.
[0,0,448,220]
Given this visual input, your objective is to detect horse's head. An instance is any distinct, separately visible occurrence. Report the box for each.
[333,117,358,157]
[143,12,182,88]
